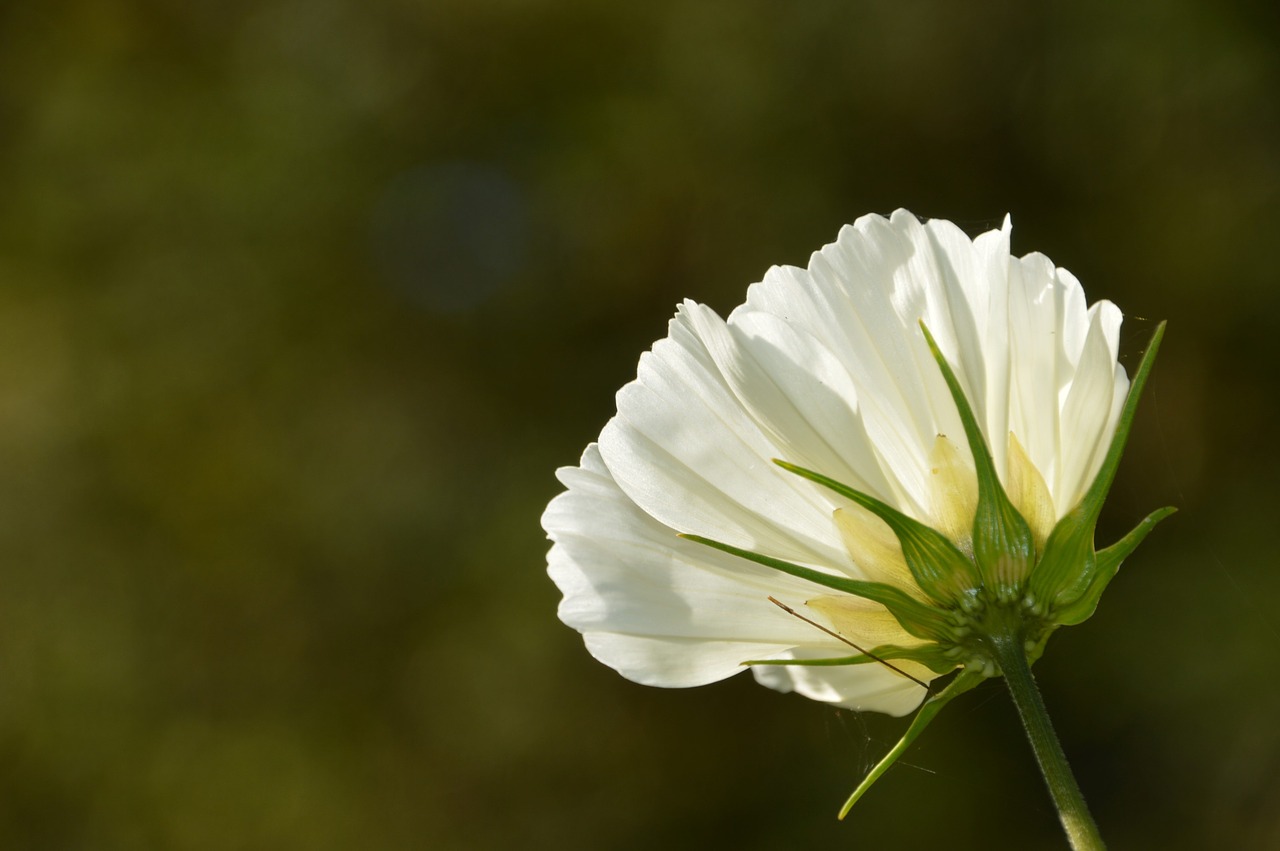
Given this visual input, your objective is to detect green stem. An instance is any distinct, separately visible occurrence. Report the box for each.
[989,631,1106,851]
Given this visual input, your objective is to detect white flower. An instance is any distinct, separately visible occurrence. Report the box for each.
[543,209,1168,719]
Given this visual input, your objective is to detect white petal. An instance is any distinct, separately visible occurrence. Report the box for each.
[599,303,851,569]
[1005,258,1127,516]
[804,595,926,649]
[739,211,988,521]
[1056,305,1122,510]
[546,445,854,687]
[833,505,923,597]
[1006,432,1056,551]
[716,310,898,505]
[750,648,928,716]
[920,216,1013,472]
[927,434,979,547]
[1007,252,1064,490]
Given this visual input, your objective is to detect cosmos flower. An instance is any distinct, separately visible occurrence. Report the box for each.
[542,210,1169,817]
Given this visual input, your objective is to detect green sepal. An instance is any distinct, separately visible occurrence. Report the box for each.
[837,669,985,819]
[919,322,1035,596]
[1054,506,1176,626]
[773,460,981,608]
[679,533,953,641]
[1026,505,1096,614]
[1029,321,1167,609]
[744,644,956,675]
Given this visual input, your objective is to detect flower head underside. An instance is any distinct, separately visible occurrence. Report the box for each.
[543,210,1170,729]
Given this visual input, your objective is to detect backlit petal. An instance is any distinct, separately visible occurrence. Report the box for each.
[544,211,1131,713]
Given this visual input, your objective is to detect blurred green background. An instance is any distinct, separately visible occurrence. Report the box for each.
[0,0,1277,848]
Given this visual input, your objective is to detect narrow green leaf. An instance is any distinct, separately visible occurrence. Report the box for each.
[919,322,1034,595]
[772,460,980,607]
[866,644,958,675]
[679,533,953,641]
[1094,505,1177,577]
[1054,506,1176,625]
[744,644,957,675]
[837,670,985,819]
